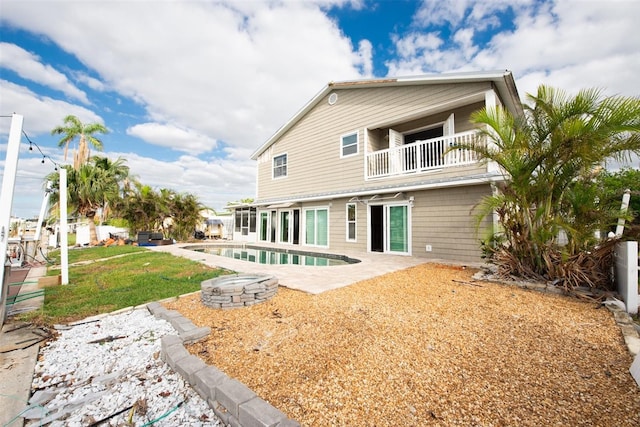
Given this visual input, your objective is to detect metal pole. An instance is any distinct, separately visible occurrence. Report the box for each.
[60,168,69,284]
[32,181,52,259]
[0,114,24,325]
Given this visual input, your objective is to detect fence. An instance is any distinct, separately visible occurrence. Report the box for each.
[615,241,639,315]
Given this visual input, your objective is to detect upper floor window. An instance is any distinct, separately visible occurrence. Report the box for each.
[273,153,287,178]
[341,131,358,157]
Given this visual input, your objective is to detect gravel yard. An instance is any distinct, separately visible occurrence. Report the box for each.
[165,263,640,426]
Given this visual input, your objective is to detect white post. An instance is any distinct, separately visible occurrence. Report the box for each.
[615,189,631,237]
[0,114,23,324]
[59,168,69,285]
[32,181,52,259]
[484,90,500,174]
[614,241,638,315]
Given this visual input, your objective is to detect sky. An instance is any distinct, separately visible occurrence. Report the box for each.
[1,0,639,219]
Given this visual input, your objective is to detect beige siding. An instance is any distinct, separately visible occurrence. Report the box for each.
[409,185,491,262]
[256,185,490,263]
[325,186,490,263]
[256,83,492,201]
[329,198,369,254]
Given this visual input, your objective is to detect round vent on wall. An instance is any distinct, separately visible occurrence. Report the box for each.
[328,92,338,105]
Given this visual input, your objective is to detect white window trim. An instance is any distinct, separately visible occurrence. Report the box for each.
[258,210,270,242]
[278,209,292,244]
[366,201,412,256]
[272,152,288,179]
[340,130,359,158]
[303,206,330,248]
[346,203,357,242]
[385,201,411,255]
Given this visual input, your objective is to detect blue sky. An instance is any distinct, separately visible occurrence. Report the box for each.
[1,0,639,218]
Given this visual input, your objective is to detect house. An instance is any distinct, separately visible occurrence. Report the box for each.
[236,70,523,263]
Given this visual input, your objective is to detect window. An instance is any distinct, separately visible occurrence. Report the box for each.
[280,211,290,243]
[346,203,356,241]
[341,132,358,157]
[259,212,268,241]
[273,153,287,178]
[234,207,256,236]
[388,205,408,253]
[404,126,443,144]
[304,208,328,247]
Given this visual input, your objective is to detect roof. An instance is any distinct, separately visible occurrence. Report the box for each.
[251,70,523,160]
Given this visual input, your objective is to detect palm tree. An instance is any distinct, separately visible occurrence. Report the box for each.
[168,192,204,241]
[90,156,131,223]
[118,183,165,235]
[47,156,129,245]
[464,85,640,290]
[51,115,108,169]
[117,184,203,241]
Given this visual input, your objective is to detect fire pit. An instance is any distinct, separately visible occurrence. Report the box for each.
[201,274,278,309]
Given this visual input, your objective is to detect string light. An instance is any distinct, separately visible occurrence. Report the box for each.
[1,115,62,170]
[20,129,61,170]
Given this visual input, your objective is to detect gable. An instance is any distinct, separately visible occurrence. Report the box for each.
[252,71,522,161]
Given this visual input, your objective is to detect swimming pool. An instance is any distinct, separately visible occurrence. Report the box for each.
[189,244,360,266]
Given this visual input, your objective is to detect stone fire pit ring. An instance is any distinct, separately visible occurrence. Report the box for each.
[201,274,278,309]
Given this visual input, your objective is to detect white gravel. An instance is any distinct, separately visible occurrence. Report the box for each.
[25,308,220,426]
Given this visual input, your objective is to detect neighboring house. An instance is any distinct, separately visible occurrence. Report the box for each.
[235,71,523,263]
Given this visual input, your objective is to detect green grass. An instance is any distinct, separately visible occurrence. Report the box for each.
[22,246,230,325]
[47,244,147,265]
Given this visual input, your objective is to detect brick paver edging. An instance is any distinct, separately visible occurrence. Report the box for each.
[146,301,300,427]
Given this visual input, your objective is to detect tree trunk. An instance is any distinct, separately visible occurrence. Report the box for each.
[87,212,99,245]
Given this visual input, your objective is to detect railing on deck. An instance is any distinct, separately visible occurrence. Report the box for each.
[366,130,484,179]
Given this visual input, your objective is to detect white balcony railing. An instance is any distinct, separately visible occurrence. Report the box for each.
[366,131,484,179]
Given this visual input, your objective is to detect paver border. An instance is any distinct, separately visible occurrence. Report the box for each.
[146,301,300,427]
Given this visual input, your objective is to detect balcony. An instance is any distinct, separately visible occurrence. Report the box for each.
[366,131,484,179]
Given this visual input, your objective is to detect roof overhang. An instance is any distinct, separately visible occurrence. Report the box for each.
[252,172,507,207]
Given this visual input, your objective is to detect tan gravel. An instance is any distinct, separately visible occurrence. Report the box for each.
[165,263,640,426]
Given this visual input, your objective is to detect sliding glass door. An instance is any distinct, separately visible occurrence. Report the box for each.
[369,203,410,255]
[304,207,328,247]
[388,205,408,253]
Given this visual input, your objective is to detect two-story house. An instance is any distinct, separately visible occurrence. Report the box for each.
[235,70,523,263]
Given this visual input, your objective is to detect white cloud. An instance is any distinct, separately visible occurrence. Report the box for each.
[73,72,107,92]
[110,151,257,210]
[127,123,218,155]
[0,80,103,136]
[357,39,374,77]
[414,0,473,27]
[452,28,477,60]
[1,1,365,151]
[0,141,65,219]
[0,42,89,104]
[0,0,370,216]
[393,32,443,58]
[388,0,640,100]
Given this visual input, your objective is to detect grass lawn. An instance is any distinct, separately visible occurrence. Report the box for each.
[46,244,147,265]
[22,245,230,325]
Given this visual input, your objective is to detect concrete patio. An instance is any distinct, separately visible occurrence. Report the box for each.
[148,242,462,294]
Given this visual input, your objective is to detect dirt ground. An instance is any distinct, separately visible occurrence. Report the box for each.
[165,263,640,426]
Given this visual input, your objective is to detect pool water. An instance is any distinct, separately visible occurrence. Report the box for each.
[193,245,359,266]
